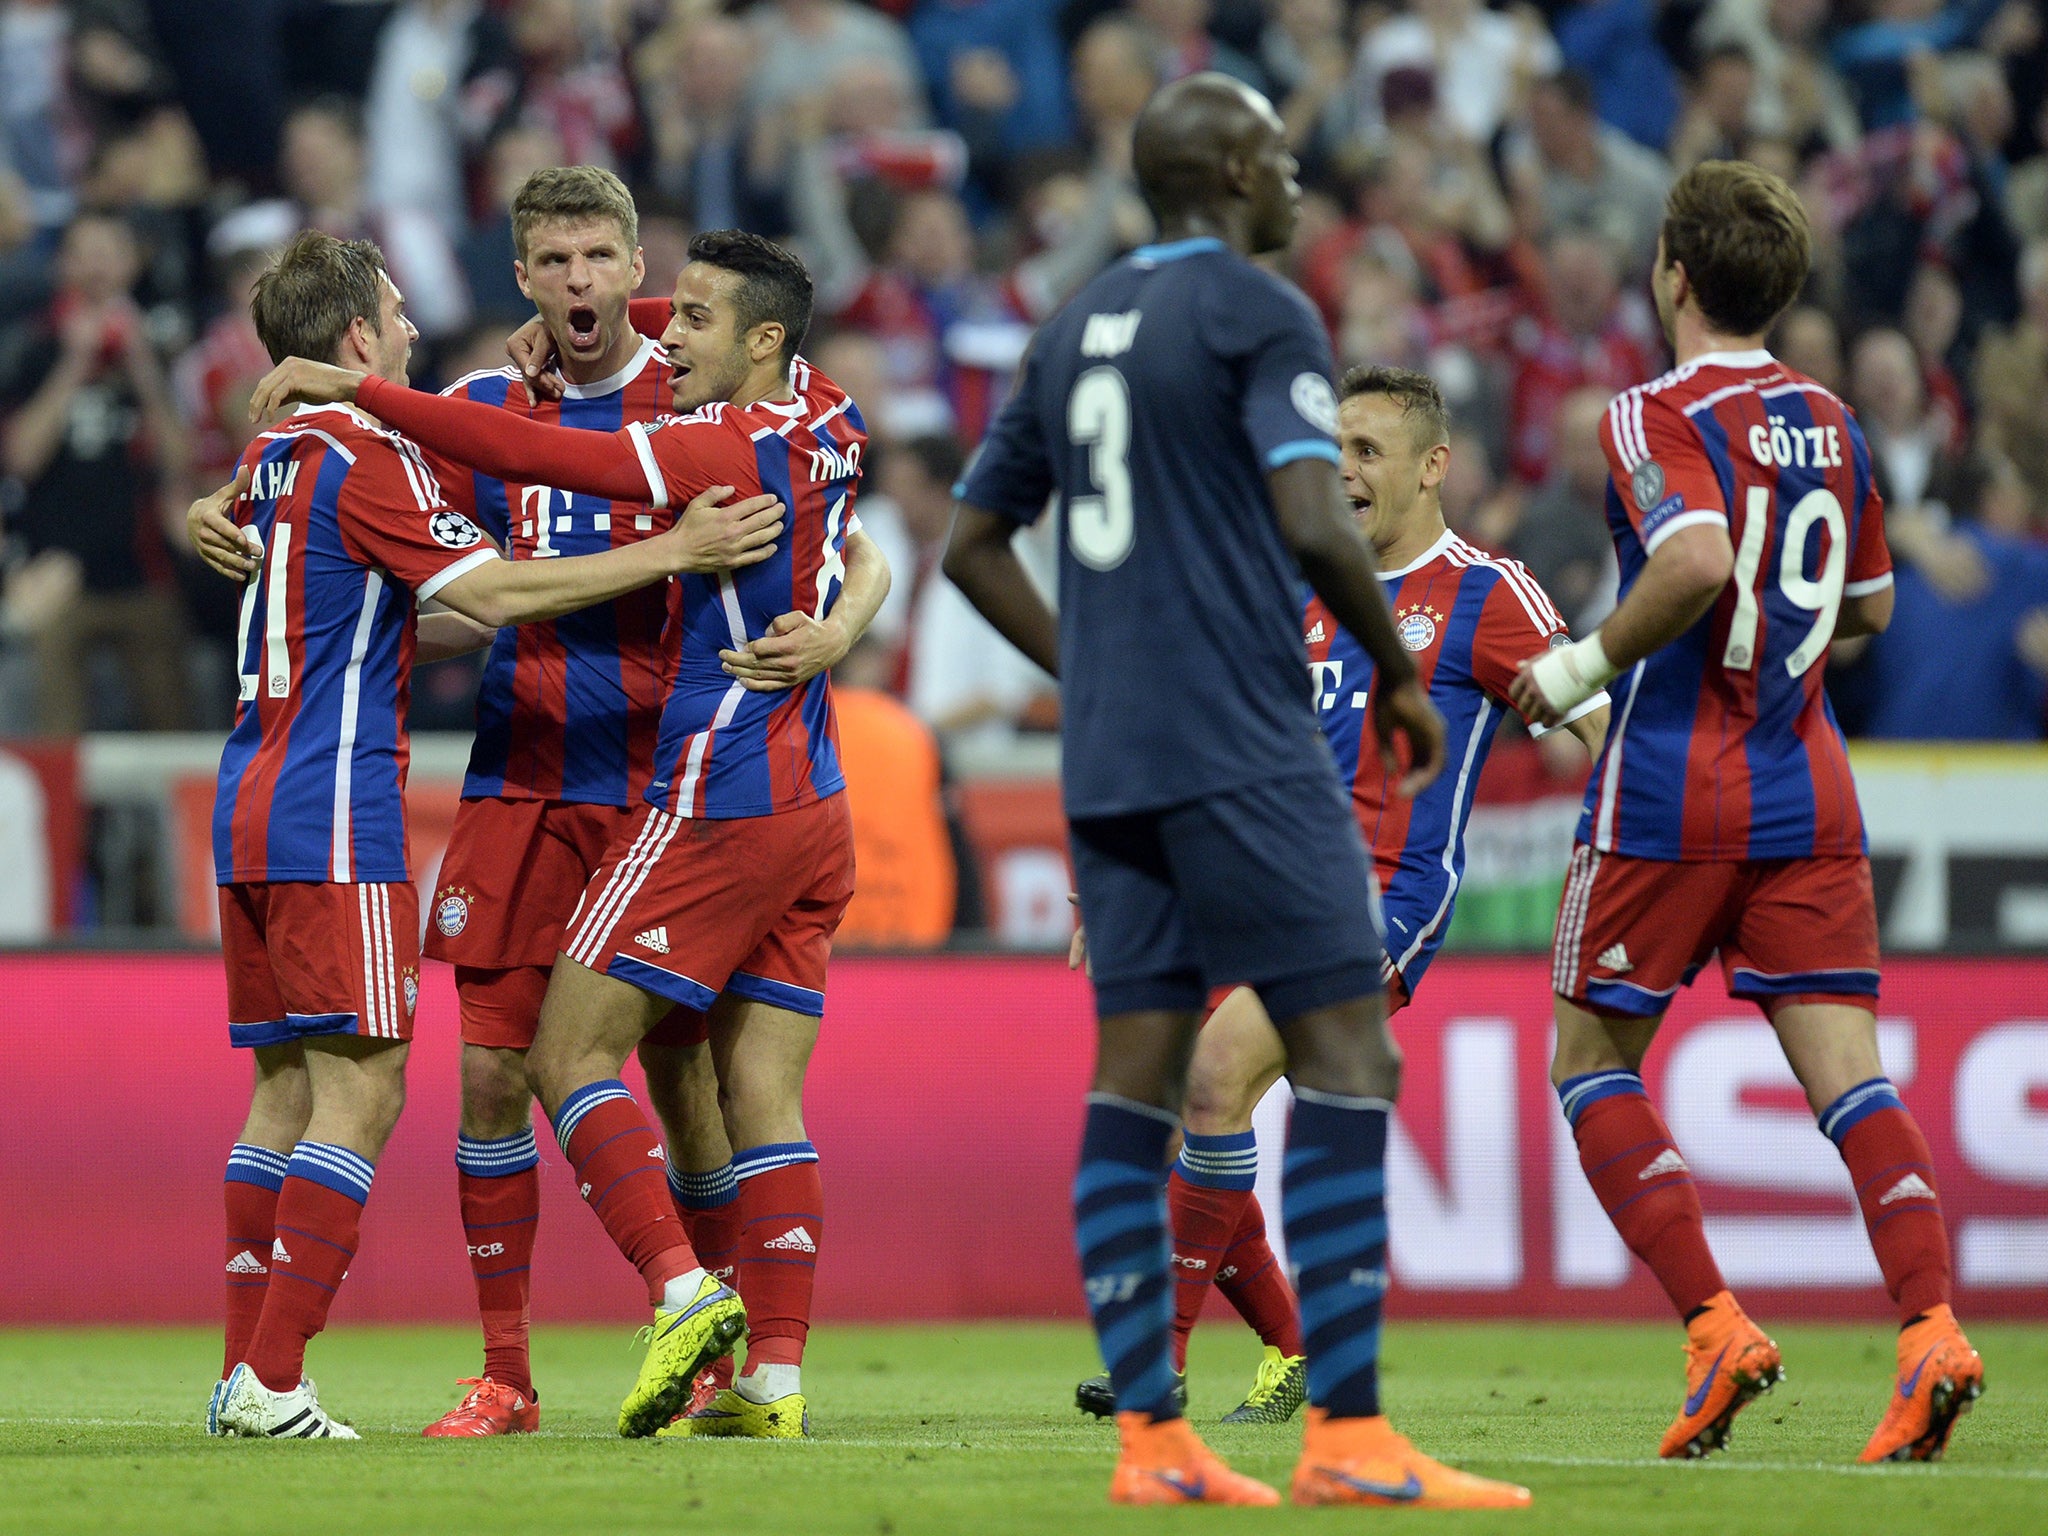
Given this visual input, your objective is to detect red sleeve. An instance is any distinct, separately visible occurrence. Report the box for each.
[629,297,671,341]
[1603,388,1728,556]
[1844,426,1892,594]
[631,409,769,511]
[335,442,501,600]
[1469,564,1569,706]
[358,375,652,504]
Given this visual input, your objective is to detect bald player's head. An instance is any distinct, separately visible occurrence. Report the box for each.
[1132,72,1299,255]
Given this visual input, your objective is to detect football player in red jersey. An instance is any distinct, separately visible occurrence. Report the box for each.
[250,231,887,1439]
[1513,161,1983,1463]
[1073,366,1607,1426]
[198,231,786,1440]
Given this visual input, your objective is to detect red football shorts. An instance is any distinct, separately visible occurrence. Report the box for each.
[426,797,706,1049]
[219,880,420,1048]
[561,794,856,1017]
[1551,845,1881,1019]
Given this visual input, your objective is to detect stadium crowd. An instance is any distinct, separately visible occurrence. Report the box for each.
[3,0,2048,746]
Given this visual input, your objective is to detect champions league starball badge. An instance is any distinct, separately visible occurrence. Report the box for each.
[1631,459,1665,512]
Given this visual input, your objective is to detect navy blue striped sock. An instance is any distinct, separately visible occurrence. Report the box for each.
[1283,1087,1391,1419]
[1074,1092,1179,1421]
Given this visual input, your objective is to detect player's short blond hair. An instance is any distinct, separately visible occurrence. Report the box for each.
[510,165,639,261]
[1339,364,1450,450]
[1661,160,1811,338]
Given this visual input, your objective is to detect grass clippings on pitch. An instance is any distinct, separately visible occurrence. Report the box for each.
[0,1321,2040,1535]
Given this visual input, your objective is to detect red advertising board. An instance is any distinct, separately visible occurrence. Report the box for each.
[2,954,2042,1324]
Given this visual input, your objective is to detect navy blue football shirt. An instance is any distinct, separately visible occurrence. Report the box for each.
[957,236,1345,818]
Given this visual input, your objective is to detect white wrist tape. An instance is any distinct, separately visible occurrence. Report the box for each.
[1528,631,1618,715]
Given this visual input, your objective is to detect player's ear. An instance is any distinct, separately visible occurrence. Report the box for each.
[630,246,645,294]
[1420,441,1451,491]
[512,260,533,301]
[749,320,785,365]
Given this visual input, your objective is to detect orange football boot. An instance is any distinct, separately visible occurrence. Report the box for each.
[1291,1409,1531,1509]
[1108,1412,1280,1506]
[1860,1305,1984,1462]
[1660,1291,1783,1459]
[421,1377,539,1437]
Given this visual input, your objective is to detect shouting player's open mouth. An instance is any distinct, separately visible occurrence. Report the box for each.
[566,305,602,352]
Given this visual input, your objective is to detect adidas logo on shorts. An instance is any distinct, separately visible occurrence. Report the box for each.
[635,926,671,955]
[764,1225,817,1254]
[1880,1173,1936,1205]
[225,1249,267,1276]
[1638,1148,1688,1180]
[1597,943,1633,974]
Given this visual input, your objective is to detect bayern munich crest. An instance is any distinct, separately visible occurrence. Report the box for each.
[403,969,420,1015]
[434,889,470,937]
[1395,603,1441,652]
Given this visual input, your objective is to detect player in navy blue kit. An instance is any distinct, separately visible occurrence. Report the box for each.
[945,74,1528,1510]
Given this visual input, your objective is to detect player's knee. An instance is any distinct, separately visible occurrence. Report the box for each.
[459,1046,533,1139]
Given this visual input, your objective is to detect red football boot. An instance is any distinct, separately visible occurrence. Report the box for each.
[422,1377,539,1437]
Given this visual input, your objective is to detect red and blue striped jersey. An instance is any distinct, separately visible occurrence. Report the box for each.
[622,358,864,818]
[1586,351,1891,861]
[212,403,501,884]
[1306,531,1596,993]
[439,338,674,805]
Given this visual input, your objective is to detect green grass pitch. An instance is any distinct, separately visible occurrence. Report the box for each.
[1,1321,2041,1535]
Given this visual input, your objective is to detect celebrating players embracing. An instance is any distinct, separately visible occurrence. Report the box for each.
[206,231,785,1439]
[252,229,884,1438]
[946,74,1530,1509]
[1073,367,1608,1426]
[1513,161,1984,1463]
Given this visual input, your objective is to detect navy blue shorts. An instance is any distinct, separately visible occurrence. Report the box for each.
[1069,771,1384,1021]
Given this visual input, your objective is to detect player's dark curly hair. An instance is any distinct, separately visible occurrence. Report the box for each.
[689,229,813,370]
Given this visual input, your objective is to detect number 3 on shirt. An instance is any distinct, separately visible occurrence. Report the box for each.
[1067,366,1134,571]
[1722,485,1846,678]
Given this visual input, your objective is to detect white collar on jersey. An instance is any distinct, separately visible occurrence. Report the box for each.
[560,335,663,399]
[1686,348,1776,369]
[290,400,376,428]
[1376,528,1457,581]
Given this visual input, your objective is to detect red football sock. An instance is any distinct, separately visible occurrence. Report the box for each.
[677,1197,743,1390]
[1166,1167,1249,1371]
[222,1163,283,1377]
[459,1167,539,1397]
[1571,1087,1726,1317]
[1837,1106,1952,1323]
[244,1174,365,1392]
[735,1154,823,1369]
[1215,1193,1303,1357]
[555,1081,697,1305]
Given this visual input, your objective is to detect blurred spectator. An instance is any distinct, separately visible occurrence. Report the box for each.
[464,0,637,176]
[1850,325,1967,514]
[1774,302,1845,390]
[1669,45,1760,171]
[1507,385,1620,633]
[363,0,507,239]
[886,434,1055,749]
[809,324,954,444]
[1864,475,2048,739]
[1439,423,1524,551]
[1697,0,1861,154]
[748,0,928,126]
[224,97,472,342]
[1553,0,1683,155]
[1833,0,2018,132]
[459,123,567,321]
[1068,14,1163,174]
[910,0,1075,192]
[1506,70,1672,280]
[1129,0,1263,91]
[1351,0,1560,146]
[637,9,790,237]
[2008,94,2048,243]
[1257,0,1353,166]
[0,209,188,732]
[1,0,85,233]
[1506,229,1660,484]
[0,161,44,325]
[1974,237,2048,521]
[1903,260,1970,445]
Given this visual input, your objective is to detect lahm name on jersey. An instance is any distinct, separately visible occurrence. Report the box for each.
[249,458,302,501]
[1748,413,1842,470]
[1080,310,1142,358]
